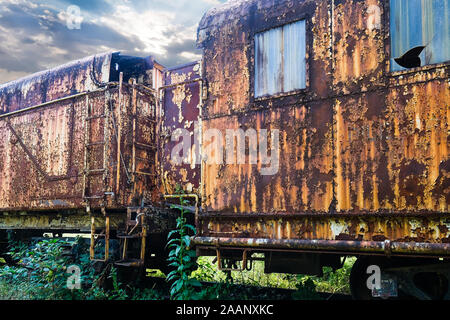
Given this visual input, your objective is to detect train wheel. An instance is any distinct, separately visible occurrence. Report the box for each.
[350,256,450,300]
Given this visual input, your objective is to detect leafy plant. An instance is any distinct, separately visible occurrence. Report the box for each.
[191,257,227,283]
[0,237,129,300]
[106,266,129,300]
[166,195,201,300]
[313,257,354,295]
[0,238,78,299]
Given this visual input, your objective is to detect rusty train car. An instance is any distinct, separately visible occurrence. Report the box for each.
[0,0,449,299]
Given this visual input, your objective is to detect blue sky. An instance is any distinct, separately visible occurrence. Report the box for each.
[0,0,226,84]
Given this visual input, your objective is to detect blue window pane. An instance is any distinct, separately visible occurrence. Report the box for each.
[390,0,450,71]
[255,20,306,97]
[284,20,306,92]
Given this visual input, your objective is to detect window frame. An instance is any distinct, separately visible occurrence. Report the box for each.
[250,16,310,103]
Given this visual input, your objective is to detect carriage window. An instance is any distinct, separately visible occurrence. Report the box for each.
[254,20,306,97]
[390,0,450,71]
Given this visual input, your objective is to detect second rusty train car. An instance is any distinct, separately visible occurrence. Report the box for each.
[191,0,450,299]
[0,0,449,300]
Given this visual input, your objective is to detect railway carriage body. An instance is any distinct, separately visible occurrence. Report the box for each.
[0,0,449,299]
[192,0,450,298]
[194,0,449,258]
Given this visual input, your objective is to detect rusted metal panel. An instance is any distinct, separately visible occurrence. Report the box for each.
[0,56,159,214]
[0,53,113,115]
[201,103,334,214]
[198,213,450,243]
[196,0,450,255]
[334,79,449,213]
[198,0,334,214]
[160,62,202,195]
[332,0,386,95]
[0,94,86,210]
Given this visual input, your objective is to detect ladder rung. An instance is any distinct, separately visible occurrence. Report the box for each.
[134,142,156,150]
[143,117,156,124]
[86,168,106,174]
[86,115,106,120]
[135,171,156,176]
[85,173,104,177]
[135,156,155,162]
[132,115,156,123]
[87,168,106,172]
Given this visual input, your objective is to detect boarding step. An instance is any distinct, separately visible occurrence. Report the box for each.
[118,207,147,266]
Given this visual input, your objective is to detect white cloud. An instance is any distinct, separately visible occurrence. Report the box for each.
[0,0,225,84]
[180,51,202,61]
[99,5,176,55]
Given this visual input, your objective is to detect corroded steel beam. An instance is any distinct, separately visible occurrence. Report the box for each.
[193,236,450,257]
[0,211,124,231]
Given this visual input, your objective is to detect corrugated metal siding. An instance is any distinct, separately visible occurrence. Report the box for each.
[390,0,450,71]
[255,19,306,97]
